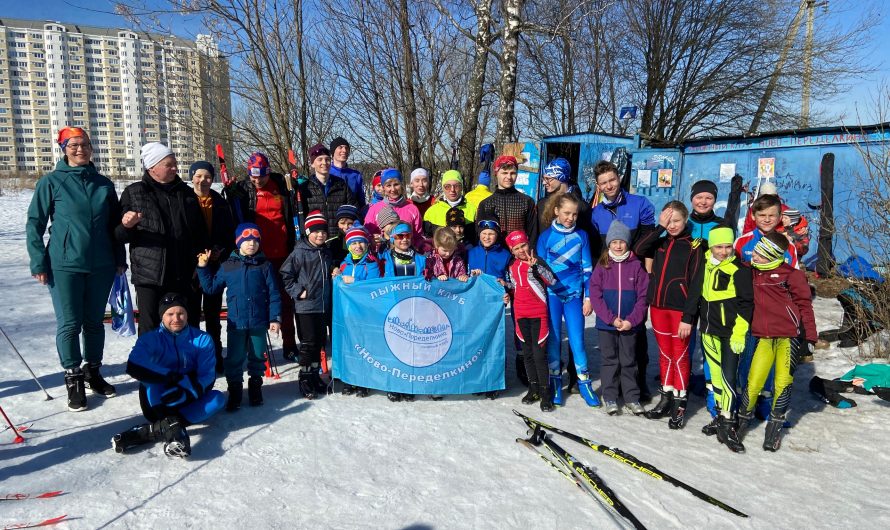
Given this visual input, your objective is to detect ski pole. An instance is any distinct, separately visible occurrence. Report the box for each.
[265,332,280,379]
[0,403,25,444]
[0,326,52,400]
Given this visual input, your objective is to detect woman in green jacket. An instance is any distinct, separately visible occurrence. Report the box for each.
[26,127,126,412]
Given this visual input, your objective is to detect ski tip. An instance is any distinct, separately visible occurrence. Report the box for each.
[35,491,64,499]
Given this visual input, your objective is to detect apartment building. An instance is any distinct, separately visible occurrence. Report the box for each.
[0,18,232,178]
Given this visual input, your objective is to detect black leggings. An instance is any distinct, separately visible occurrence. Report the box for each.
[517,318,549,391]
[295,312,331,366]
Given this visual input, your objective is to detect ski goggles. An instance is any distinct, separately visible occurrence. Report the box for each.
[393,233,412,240]
[238,227,261,240]
[477,219,500,233]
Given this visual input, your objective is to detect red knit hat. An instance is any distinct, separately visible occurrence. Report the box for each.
[247,152,270,177]
[505,230,529,249]
[494,155,518,172]
[371,169,383,188]
[304,210,327,233]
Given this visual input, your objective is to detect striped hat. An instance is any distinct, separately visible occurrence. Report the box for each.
[345,224,369,246]
[304,210,327,234]
[375,205,400,229]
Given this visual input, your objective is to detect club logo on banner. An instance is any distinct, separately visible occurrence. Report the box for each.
[332,275,506,395]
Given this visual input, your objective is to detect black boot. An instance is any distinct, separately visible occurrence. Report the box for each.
[668,396,688,430]
[701,415,720,436]
[83,363,116,397]
[522,381,541,405]
[387,392,402,402]
[342,383,356,396]
[737,410,753,441]
[718,416,746,453]
[248,376,263,406]
[299,367,317,400]
[111,424,153,453]
[763,415,785,452]
[540,392,554,412]
[226,378,243,412]
[157,416,191,458]
[355,386,370,397]
[645,389,673,419]
[65,367,87,412]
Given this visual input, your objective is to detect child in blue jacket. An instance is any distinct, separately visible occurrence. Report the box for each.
[589,221,649,416]
[468,217,511,283]
[197,222,281,411]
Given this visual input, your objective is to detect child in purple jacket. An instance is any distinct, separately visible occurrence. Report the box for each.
[589,221,650,416]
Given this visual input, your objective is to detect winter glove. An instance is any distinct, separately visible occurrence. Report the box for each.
[479,143,494,163]
[160,374,202,407]
[730,317,750,354]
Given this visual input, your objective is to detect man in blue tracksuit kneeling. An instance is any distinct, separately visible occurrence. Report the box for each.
[111,293,225,458]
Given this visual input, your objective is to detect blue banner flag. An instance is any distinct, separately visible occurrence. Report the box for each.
[332,275,506,394]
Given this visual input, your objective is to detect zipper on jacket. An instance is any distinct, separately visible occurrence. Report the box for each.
[656,238,675,307]
[617,260,623,321]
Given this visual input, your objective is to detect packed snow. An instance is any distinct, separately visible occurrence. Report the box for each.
[1,189,888,529]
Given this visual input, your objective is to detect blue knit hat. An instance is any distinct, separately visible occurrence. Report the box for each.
[605,220,631,246]
[543,158,571,183]
[235,222,261,247]
[189,161,215,181]
[336,204,359,222]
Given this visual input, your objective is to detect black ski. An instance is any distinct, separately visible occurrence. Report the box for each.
[528,427,647,530]
[513,410,748,518]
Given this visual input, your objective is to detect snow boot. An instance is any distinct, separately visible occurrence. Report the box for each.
[717,415,746,453]
[248,376,263,406]
[355,386,370,398]
[550,372,564,406]
[226,378,242,411]
[83,363,116,397]
[736,410,753,440]
[540,392,554,412]
[162,421,191,458]
[625,402,646,416]
[111,424,153,453]
[342,383,356,396]
[387,392,402,402]
[645,389,673,420]
[701,415,720,436]
[521,386,541,405]
[577,372,601,407]
[299,367,317,400]
[763,415,785,452]
[65,367,87,412]
[668,396,688,430]
[603,401,619,415]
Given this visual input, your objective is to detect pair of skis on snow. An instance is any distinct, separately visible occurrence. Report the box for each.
[514,410,748,529]
[0,491,66,529]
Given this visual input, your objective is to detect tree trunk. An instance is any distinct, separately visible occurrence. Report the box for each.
[398,0,422,169]
[458,0,494,183]
[495,0,522,150]
[292,0,309,172]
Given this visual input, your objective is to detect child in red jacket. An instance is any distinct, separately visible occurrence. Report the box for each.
[504,230,556,411]
[741,232,817,452]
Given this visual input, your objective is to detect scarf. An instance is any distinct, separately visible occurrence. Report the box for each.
[551,220,575,234]
[609,250,630,263]
[445,196,463,208]
[386,196,408,208]
[392,248,415,263]
[601,190,624,209]
[411,192,431,203]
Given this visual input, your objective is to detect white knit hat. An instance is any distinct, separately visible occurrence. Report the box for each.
[410,167,429,182]
[140,142,175,169]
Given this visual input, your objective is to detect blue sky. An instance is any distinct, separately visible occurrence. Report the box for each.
[5,0,890,126]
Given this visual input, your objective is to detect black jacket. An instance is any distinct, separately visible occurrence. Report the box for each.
[477,187,539,246]
[279,239,333,314]
[224,172,297,252]
[204,188,236,263]
[116,173,209,287]
[298,175,356,235]
[633,226,704,311]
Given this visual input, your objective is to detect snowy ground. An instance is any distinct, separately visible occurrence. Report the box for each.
[1,189,889,529]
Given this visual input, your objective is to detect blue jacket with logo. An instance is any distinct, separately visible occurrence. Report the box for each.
[590,191,656,241]
[197,251,282,329]
[126,324,216,401]
[466,242,511,281]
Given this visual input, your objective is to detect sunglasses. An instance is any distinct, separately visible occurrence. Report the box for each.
[239,228,261,239]
[393,233,411,240]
